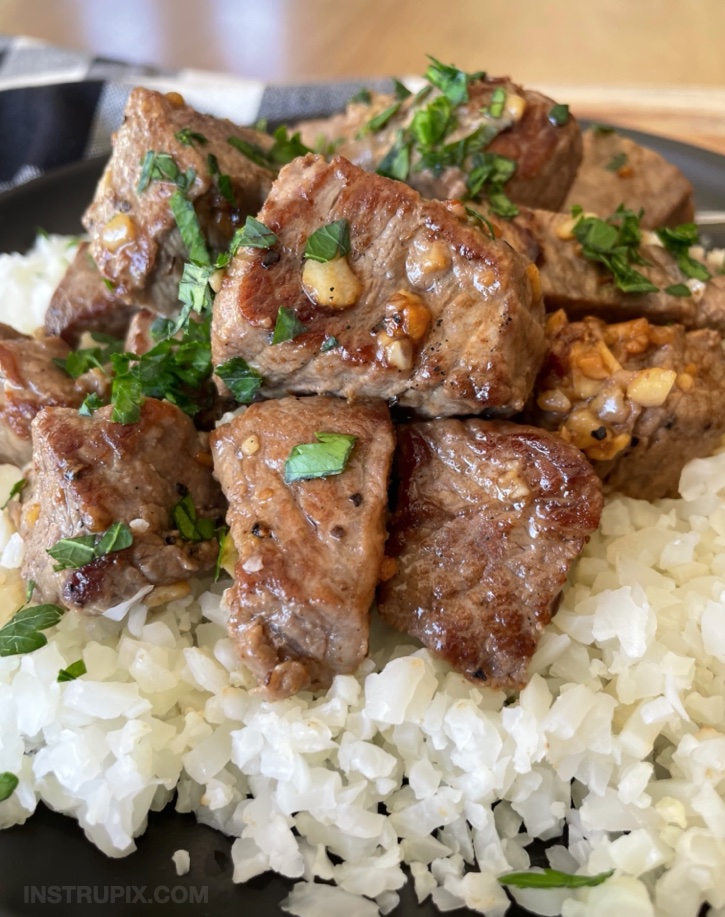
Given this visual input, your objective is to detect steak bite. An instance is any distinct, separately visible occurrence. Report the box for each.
[19,399,225,614]
[44,243,137,346]
[565,129,694,228]
[83,87,275,312]
[212,154,546,419]
[512,208,725,332]
[210,396,395,700]
[377,419,602,689]
[296,76,582,211]
[0,330,89,466]
[528,310,725,500]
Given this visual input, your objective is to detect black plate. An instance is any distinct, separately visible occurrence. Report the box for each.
[0,128,723,917]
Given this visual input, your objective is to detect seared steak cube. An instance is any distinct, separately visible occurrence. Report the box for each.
[529,310,725,500]
[212,154,546,419]
[20,399,225,613]
[83,88,275,311]
[512,208,725,333]
[565,129,694,229]
[44,243,137,346]
[296,77,582,211]
[0,331,88,466]
[210,396,395,699]
[377,419,602,689]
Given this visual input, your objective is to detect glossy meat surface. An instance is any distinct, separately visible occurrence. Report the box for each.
[20,399,225,613]
[212,154,546,418]
[210,396,395,699]
[378,419,602,689]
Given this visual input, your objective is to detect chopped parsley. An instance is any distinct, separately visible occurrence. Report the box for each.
[464,205,496,240]
[214,527,233,582]
[272,307,308,344]
[175,128,208,147]
[304,219,352,263]
[393,79,412,100]
[1,478,26,511]
[169,190,210,265]
[0,773,19,801]
[227,135,274,169]
[78,393,105,417]
[664,283,692,297]
[269,126,313,164]
[487,86,507,119]
[376,131,412,181]
[548,103,570,126]
[424,55,485,105]
[207,153,236,206]
[605,151,629,172]
[572,206,658,294]
[54,332,124,379]
[215,357,263,404]
[230,217,278,251]
[172,493,215,542]
[410,96,455,150]
[499,869,614,890]
[365,103,402,134]
[285,432,357,483]
[47,522,133,572]
[320,336,340,353]
[349,87,372,105]
[466,151,518,218]
[57,659,87,682]
[590,122,615,134]
[656,222,711,282]
[0,603,64,658]
[137,151,196,194]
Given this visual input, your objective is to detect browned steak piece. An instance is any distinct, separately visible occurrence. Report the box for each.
[0,333,88,466]
[511,208,725,332]
[528,310,725,500]
[83,88,275,311]
[44,243,138,346]
[212,154,546,419]
[20,399,225,614]
[124,308,156,355]
[210,396,395,699]
[565,129,694,228]
[377,419,602,689]
[296,78,582,211]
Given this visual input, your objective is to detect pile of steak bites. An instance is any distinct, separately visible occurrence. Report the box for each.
[6,66,724,699]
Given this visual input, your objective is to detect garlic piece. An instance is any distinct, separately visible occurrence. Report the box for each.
[302,256,362,308]
[626,368,676,407]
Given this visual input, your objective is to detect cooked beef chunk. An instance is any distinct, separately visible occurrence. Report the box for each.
[124,308,157,356]
[212,154,546,419]
[20,399,225,613]
[210,395,395,699]
[83,88,275,311]
[510,208,725,332]
[565,129,694,228]
[296,78,582,211]
[377,419,602,689]
[44,243,137,346]
[528,310,725,500]
[0,333,89,466]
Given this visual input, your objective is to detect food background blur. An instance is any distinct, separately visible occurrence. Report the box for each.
[1,0,725,152]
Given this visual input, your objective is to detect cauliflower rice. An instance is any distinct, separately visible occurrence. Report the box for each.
[0,236,724,917]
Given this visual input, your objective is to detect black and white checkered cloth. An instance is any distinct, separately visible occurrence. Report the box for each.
[0,34,393,192]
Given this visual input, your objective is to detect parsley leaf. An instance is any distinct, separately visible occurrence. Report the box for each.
[216,357,263,404]
[78,393,105,417]
[1,478,26,511]
[464,205,496,240]
[665,283,692,297]
[365,103,401,133]
[321,336,340,353]
[548,103,570,126]
[230,216,278,251]
[227,135,274,170]
[214,527,233,582]
[57,659,87,682]
[54,332,124,379]
[410,96,455,150]
[393,79,412,100]
[137,151,196,194]
[272,307,308,344]
[304,220,352,263]
[285,432,357,483]
[656,223,711,282]
[424,55,485,105]
[269,126,313,164]
[573,206,658,294]
[169,190,210,265]
[499,869,614,890]
[376,131,412,181]
[350,87,372,105]
[47,522,133,572]
[172,493,215,542]
[175,128,208,147]
[0,604,64,658]
[207,153,237,206]
[590,122,615,134]
[488,86,507,119]
[0,772,19,801]
[605,151,629,172]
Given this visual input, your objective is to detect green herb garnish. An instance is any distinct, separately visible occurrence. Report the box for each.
[215,357,263,404]
[47,521,133,572]
[410,96,455,150]
[269,126,313,164]
[172,493,215,542]
[376,131,412,181]
[175,128,208,147]
[207,153,236,206]
[137,152,196,194]
[1,479,26,511]
[572,206,658,294]
[499,869,614,890]
[78,393,105,417]
[57,659,87,682]
[393,79,412,100]
[320,336,340,352]
[54,332,124,379]
[304,220,351,263]
[230,216,278,252]
[272,307,308,344]
[169,190,210,265]
[0,604,64,658]
[464,205,496,240]
[285,432,357,483]
[214,527,231,582]
[656,223,711,282]
[548,103,570,126]
[0,772,19,801]
[365,103,401,133]
[488,87,507,119]
[424,55,485,105]
[664,283,692,297]
[605,151,629,172]
[227,135,274,170]
[590,123,615,134]
[350,87,372,105]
